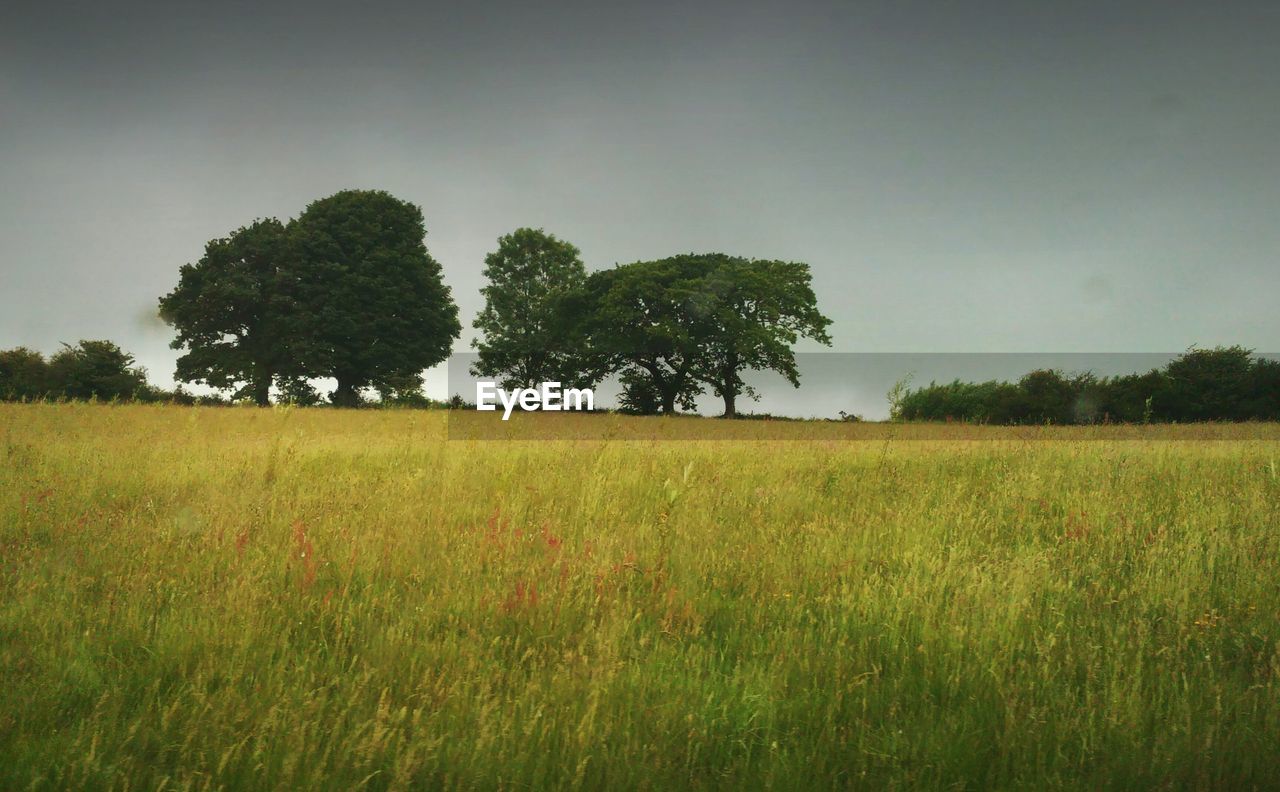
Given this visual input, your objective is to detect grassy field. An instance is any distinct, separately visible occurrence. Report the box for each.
[3,404,1280,790]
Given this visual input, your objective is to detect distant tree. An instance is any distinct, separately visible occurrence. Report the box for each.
[47,340,149,401]
[615,368,663,415]
[276,377,323,407]
[692,255,831,418]
[1010,369,1077,424]
[616,365,701,415]
[290,190,461,406]
[1096,369,1167,423]
[374,372,431,407]
[158,219,296,406]
[0,347,51,400]
[1067,372,1106,424]
[892,347,1279,425]
[164,385,230,407]
[571,258,711,414]
[1159,346,1254,421]
[894,379,1019,423]
[472,228,589,389]
[1246,358,1280,421]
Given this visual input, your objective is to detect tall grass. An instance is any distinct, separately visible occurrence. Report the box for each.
[2,403,1279,789]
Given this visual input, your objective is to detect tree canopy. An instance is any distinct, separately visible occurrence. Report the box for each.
[158,218,297,406]
[472,228,588,389]
[285,190,460,406]
[0,347,51,400]
[48,340,150,401]
[572,256,714,414]
[690,254,831,417]
[565,254,830,416]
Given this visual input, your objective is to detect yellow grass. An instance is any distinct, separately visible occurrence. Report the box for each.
[3,403,1280,789]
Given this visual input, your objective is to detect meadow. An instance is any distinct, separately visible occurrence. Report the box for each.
[3,403,1280,790]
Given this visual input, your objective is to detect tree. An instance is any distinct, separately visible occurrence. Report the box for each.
[692,255,831,417]
[615,368,663,415]
[290,190,461,406]
[158,218,297,406]
[1247,358,1280,421]
[572,257,712,414]
[374,372,433,407]
[1095,369,1167,423]
[617,364,702,415]
[472,228,589,389]
[47,340,149,401]
[0,347,51,400]
[1011,369,1077,424]
[1159,346,1254,421]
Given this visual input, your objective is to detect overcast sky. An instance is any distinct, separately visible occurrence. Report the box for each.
[2,0,1278,394]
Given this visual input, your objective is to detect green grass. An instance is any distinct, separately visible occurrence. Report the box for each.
[3,403,1280,790]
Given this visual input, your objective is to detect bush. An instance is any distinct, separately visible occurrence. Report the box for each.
[0,347,52,400]
[617,369,664,415]
[47,341,150,402]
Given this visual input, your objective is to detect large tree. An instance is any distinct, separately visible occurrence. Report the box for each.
[472,228,588,389]
[572,257,714,414]
[158,218,297,405]
[290,190,461,406]
[570,253,831,417]
[693,255,831,417]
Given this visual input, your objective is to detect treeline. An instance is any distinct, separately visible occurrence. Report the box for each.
[3,189,832,415]
[5,186,1275,422]
[157,191,458,407]
[893,347,1280,424]
[0,340,225,405]
[149,190,830,415]
[474,229,831,417]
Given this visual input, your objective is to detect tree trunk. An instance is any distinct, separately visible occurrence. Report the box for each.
[720,356,739,419]
[722,388,736,419]
[252,363,272,407]
[333,376,360,407]
[661,390,677,415]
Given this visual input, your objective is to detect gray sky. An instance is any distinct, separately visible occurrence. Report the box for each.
[2,0,1278,396]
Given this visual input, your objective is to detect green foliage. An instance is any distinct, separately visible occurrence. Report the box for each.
[0,347,51,400]
[163,385,230,406]
[691,255,832,417]
[158,218,296,405]
[894,378,1021,423]
[886,374,914,421]
[616,366,699,415]
[289,190,461,406]
[472,228,589,389]
[895,348,1280,424]
[569,254,830,416]
[1159,345,1256,421]
[46,340,150,402]
[1248,358,1280,419]
[275,377,322,407]
[571,257,714,414]
[374,373,433,407]
[1,343,233,405]
[1094,370,1168,423]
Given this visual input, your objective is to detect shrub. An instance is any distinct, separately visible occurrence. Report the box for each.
[0,347,51,401]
